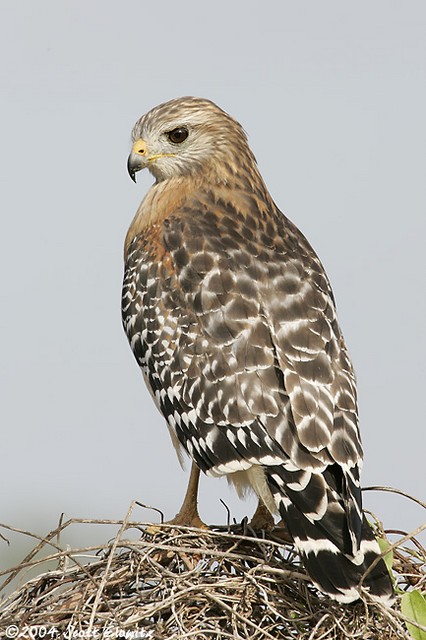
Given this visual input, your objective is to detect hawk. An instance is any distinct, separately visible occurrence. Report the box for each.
[122,96,393,603]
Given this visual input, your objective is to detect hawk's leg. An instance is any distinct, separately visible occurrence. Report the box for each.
[250,500,275,531]
[250,501,292,542]
[167,462,207,529]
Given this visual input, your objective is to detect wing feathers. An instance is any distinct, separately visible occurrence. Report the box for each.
[122,196,392,602]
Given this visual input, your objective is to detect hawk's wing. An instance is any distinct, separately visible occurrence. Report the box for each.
[123,193,396,602]
[123,195,363,553]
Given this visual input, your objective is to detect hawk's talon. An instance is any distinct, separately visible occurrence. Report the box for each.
[250,501,275,532]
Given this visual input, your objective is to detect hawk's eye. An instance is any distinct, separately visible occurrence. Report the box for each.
[167,127,189,144]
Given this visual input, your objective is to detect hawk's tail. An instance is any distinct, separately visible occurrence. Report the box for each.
[266,465,394,603]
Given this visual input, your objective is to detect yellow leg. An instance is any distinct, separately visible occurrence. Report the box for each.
[167,462,207,529]
[249,500,275,531]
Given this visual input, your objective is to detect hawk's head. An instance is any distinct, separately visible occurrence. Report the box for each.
[127,96,254,183]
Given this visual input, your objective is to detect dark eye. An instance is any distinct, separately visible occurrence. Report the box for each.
[167,127,189,144]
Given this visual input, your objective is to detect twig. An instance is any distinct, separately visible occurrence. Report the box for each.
[363,485,426,510]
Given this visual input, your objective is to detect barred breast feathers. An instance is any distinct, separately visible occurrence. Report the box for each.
[124,140,274,261]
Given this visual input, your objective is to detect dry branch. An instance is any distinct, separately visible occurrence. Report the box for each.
[0,492,425,639]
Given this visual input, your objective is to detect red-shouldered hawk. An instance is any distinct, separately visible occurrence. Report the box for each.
[122,97,393,604]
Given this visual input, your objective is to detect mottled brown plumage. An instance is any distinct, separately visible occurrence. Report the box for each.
[122,97,393,603]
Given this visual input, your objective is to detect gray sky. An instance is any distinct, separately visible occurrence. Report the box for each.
[1,1,425,572]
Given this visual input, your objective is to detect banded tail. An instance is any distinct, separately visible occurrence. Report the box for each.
[266,464,394,603]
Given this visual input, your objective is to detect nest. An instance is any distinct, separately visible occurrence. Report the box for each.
[0,490,425,639]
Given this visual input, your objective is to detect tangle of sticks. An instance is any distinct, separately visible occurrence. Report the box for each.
[0,488,425,639]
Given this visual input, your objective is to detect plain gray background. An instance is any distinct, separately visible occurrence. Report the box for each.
[1,1,425,576]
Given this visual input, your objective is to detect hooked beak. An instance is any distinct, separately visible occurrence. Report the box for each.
[127,138,177,182]
[127,138,149,182]
[127,153,142,182]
